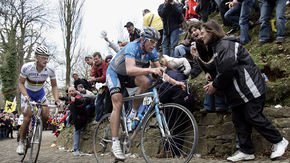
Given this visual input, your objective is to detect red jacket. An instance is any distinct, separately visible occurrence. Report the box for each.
[91,61,108,83]
[185,0,199,20]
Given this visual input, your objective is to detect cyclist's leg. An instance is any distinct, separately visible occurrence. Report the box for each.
[41,103,50,129]
[106,67,125,160]
[132,75,151,112]
[110,92,123,137]
[17,95,32,154]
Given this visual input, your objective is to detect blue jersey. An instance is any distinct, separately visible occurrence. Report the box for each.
[109,40,159,76]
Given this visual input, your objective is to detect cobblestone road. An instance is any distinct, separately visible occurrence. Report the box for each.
[0,131,289,163]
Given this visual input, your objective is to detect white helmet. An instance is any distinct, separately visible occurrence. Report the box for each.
[35,45,50,56]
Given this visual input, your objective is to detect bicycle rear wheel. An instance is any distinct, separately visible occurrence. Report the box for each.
[141,103,198,163]
[29,118,43,163]
[93,113,125,163]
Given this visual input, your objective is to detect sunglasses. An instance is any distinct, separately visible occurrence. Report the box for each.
[146,38,157,45]
[38,55,50,61]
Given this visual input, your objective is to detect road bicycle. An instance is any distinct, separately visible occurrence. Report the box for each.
[93,78,199,163]
[20,101,57,163]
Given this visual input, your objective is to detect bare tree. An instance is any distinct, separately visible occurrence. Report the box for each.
[0,0,48,111]
[58,0,85,87]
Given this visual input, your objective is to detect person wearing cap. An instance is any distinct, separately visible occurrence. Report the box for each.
[124,21,141,42]
[17,45,61,155]
[106,27,185,161]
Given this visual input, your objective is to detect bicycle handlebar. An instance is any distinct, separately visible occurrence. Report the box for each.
[28,101,59,116]
[147,76,164,91]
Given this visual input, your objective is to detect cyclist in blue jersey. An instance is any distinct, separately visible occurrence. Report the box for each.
[106,27,185,161]
[16,45,61,155]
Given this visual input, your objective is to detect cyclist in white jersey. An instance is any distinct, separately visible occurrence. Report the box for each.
[16,45,61,155]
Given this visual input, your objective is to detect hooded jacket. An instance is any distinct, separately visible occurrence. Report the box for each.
[158,2,184,36]
[209,37,266,108]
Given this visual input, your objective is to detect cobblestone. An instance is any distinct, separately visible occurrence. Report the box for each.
[0,131,289,163]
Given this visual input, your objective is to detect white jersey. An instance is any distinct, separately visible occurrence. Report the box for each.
[20,62,56,91]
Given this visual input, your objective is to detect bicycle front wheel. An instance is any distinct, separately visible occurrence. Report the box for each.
[141,103,198,163]
[29,118,43,163]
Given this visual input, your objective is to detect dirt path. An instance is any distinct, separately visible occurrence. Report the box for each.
[0,131,289,163]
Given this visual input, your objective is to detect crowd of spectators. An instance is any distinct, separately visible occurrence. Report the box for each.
[0,110,18,139]
[3,0,288,160]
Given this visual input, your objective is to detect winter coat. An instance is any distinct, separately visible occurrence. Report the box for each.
[209,37,266,108]
[158,2,184,36]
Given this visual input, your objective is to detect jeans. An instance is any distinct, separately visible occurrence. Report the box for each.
[239,0,255,45]
[224,3,241,28]
[73,127,80,152]
[95,91,112,121]
[259,0,287,41]
[173,44,190,58]
[162,28,181,57]
[95,93,105,121]
[204,93,228,112]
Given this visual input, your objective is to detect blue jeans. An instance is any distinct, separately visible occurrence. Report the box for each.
[173,44,190,58]
[95,93,105,121]
[162,28,181,57]
[224,3,241,28]
[259,0,287,41]
[73,127,80,152]
[239,0,255,45]
[204,93,228,112]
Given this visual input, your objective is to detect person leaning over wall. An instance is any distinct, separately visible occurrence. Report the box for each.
[199,19,288,162]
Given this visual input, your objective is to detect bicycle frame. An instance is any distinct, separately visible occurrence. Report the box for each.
[21,101,57,163]
[94,78,198,163]
[121,86,169,142]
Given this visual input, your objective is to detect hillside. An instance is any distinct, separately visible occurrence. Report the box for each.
[191,5,290,108]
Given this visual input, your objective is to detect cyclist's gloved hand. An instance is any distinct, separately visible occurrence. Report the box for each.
[151,67,163,77]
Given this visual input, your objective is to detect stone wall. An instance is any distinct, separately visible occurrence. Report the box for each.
[195,106,290,157]
[56,106,290,157]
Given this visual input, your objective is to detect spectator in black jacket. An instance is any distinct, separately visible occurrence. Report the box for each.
[124,22,141,42]
[188,21,228,113]
[67,86,93,156]
[72,73,92,91]
[158,0,184,57]
[200,20,288,162]
[4,114,14,138]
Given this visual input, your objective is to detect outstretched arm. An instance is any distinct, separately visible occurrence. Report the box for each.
[51,79,60,105]
[125,58,163,76]
[152,61,186,89]
[19,77,29,100]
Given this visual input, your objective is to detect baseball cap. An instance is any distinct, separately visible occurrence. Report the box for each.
[124,22,134,28]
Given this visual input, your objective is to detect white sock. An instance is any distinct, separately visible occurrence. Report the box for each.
[112,137,119,141]
[112,137,120,147]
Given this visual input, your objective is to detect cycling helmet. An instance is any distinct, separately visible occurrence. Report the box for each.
[140,27,160,41]
[35,45,50,56]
